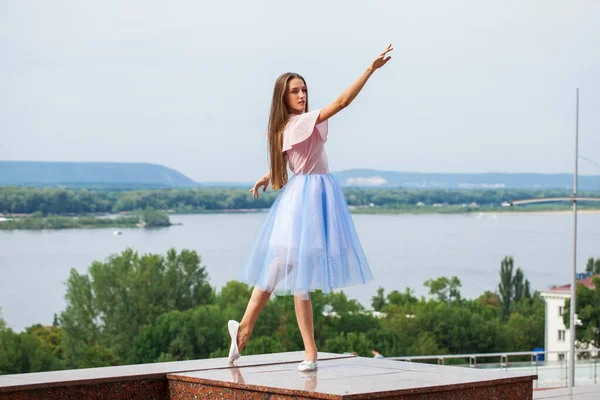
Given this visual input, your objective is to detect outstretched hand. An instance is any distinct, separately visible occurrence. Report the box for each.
[369,44,393,71]
[250,175,270,198]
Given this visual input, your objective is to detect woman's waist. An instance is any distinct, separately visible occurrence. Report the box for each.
[292,173,331,176]
[287,154,329,176]
[290,165,329,176]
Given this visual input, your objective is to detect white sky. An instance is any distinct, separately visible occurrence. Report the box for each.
[1,0,599,181]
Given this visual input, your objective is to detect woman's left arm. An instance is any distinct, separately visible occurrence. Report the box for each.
[317,44,393,124]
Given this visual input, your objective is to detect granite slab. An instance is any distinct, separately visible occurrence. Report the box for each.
[168,356,537,399]
[0,352,352,393]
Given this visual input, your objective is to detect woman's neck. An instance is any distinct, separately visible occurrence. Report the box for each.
[287,109,304,116]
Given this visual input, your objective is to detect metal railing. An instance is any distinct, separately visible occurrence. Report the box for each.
[388,349,599,388]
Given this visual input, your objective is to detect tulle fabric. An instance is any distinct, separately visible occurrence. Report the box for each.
[237,174,373,297]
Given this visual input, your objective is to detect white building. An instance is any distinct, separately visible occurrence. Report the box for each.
[540,274,598,362]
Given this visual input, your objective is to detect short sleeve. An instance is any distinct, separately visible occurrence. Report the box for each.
[282,109,328,152]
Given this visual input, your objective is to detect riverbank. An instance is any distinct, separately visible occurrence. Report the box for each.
[2,206,599,230]
[350,205,600,215]
[0,208,173,230]
[0,215,141,230]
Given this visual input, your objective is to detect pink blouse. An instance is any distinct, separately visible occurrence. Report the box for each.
[282,110,329,175]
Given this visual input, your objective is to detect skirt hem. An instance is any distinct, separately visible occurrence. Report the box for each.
[236,275,374,297]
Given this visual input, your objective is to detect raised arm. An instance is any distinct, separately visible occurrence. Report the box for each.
[317,44,393,124]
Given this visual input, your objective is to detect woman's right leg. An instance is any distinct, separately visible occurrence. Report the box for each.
[237,286,271,352]
[294,293,318,362]
[237,253,294,352]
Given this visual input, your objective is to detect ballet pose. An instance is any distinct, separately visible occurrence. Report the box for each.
[228,44,393,372]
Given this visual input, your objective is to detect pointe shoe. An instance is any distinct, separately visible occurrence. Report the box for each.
[227,320,241,364]
[298,360,318,372]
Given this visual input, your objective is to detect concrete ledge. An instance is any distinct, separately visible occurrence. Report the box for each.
[0,352,350,399]
[0,352,537,400]
[168,355,536,399]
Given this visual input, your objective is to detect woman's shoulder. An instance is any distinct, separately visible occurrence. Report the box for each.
[287,109,319,121]
[283,110,328,152]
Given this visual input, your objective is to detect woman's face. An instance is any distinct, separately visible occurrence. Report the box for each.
[285,77,307,114]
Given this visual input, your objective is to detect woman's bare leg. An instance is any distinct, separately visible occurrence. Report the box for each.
[294,293,318,362]
[237,255,295,352]
[238,286,271,352]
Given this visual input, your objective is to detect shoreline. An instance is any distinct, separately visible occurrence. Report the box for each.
[349,208,600,216]
[1,208,599,231]
[2,208,600,219]
[491,210,600,216]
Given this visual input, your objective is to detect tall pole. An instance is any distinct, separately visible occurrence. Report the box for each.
[569,88,579,387]
[506,88,599,387]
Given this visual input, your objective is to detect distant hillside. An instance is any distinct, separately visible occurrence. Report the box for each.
[0,161,197,188]
[2,162,598,190]
[332,169,600,190]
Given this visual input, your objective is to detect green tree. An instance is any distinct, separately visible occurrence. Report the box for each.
[513,268,531,303]
[0,250,551,374]
[323,332,373,356]
[477,291,499,308]
[216,281,253,316]
[365,328,408,357]
[498,257,532,321]
[371,287,386,311]
[27,325,66,361]
[564,276,600,349]
[323,292,364,315]
[415,299,505,355]
[585,258,600,274]
[141,207,171,227]
[387,288,418,308]
[76,344,119,369]
[504,293,545,351]
[498,256,514,321]
[408,331,445,356]
[318,291,375,349]
[132,305,229,363]
[0,328,64,374]
[60,248,213,367]
[424,276,462,302]
[242,336,285,355]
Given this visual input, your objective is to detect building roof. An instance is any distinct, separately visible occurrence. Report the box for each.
[550,273,600,292]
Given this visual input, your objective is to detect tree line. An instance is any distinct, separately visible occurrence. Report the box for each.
[0,207,171,230]
[9,250,597,375]
[2,187,599,215]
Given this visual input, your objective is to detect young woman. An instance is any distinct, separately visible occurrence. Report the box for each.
[229,44,393,372]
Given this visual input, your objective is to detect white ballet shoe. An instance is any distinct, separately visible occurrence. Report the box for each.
[298,360,318,372]
[227,320,241,364]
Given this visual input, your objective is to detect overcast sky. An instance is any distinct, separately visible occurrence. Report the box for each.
[1,0,599,182]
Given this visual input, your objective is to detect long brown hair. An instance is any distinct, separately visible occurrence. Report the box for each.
[268,72,308,190]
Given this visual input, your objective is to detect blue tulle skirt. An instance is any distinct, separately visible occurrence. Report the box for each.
[237,174,373,297]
